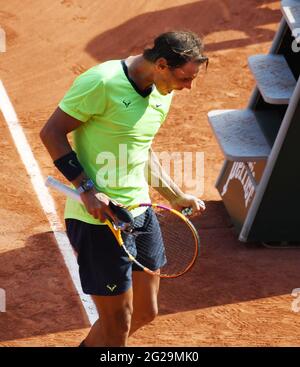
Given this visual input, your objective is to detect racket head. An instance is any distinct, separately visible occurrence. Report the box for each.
[124,203,200,278]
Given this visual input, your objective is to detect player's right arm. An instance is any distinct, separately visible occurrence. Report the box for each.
[40,107,116,222]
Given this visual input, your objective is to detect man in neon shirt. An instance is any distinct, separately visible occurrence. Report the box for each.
[40,30,207,347]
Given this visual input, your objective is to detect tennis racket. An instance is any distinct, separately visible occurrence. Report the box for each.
[45,176,200,278]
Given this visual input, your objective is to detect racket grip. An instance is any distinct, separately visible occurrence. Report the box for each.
[45,176,82,203]
[45,176,134,225]
[182,207,193,216]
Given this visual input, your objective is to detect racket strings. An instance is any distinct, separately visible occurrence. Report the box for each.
[124,207,198,277]
[158,212,197,275]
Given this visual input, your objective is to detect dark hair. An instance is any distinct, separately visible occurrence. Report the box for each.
[143,31,208,69]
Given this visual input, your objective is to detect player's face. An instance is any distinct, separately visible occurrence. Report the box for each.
[154,60,201,95]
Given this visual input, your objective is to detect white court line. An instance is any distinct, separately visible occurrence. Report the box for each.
[0,79,98,325]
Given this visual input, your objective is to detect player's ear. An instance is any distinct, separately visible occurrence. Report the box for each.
[155,57,168,71]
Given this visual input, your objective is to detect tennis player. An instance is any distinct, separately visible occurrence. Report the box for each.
[40,30,207,347]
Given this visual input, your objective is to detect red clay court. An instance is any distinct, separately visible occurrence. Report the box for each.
[1,0,300,346]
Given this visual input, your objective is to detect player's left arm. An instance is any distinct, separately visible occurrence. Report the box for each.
[146,148,205,213]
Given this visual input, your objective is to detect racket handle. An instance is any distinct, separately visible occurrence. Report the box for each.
[182,207,193,216]
[45,176,134,225]
[45,176,82,203]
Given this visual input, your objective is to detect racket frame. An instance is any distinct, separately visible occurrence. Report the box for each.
[45,176,200,278]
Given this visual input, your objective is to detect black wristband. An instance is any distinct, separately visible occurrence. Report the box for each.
[53,150,84,181]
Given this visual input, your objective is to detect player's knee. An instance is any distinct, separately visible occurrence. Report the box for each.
[139,304,158,325]
[147,304,158,322]
[115,305,133,334]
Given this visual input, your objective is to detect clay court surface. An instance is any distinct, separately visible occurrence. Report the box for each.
[1,0,300,346]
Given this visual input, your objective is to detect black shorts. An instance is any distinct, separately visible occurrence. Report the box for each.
[65,207,165,296]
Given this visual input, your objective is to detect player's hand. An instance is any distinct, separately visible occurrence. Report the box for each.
[170,193,206,215]
[79,189,119,223]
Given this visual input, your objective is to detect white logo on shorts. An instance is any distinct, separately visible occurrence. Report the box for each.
[106,284,117,292]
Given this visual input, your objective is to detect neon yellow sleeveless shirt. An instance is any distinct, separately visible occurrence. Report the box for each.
[59,60,173,224]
